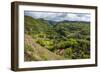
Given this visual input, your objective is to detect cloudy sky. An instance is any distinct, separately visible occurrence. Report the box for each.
[24,11,91,22]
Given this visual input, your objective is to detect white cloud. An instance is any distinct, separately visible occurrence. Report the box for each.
[24,11,90,22]
[66,13,79,21]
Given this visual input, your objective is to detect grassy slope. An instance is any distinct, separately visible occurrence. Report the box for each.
[24,16,52,34]
[24,34,64,61]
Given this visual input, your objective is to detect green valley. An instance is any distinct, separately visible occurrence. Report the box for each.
[24,16,90,61]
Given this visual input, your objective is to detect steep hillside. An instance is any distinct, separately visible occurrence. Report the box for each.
[24,34,64,61]
[24,16,53,34]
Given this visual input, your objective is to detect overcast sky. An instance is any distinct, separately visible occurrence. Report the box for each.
[24,11,91,22]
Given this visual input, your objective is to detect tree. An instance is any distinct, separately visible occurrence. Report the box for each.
[64,48,73,59]
[65,38,79,49]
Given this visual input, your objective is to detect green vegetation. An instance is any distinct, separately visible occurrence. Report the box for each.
[24,16,90,61]
[24,35,64,61]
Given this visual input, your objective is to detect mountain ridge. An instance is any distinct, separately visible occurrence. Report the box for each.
[25,15,90,25]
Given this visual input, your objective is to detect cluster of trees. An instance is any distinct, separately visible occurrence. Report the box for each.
[25,16,90,59]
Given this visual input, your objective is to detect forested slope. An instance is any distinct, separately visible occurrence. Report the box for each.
[24,16,90,61]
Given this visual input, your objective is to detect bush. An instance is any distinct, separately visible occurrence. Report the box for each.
[64,48,73,59]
